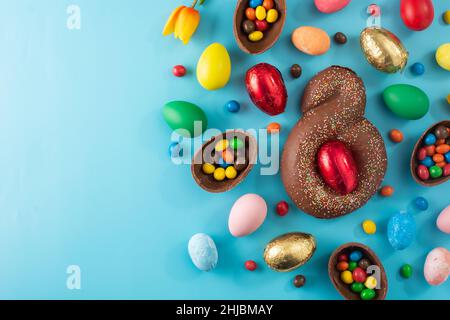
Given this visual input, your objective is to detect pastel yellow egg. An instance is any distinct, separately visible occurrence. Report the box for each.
[197,43,231,90]
[213,168,226,181]
[362,220,377,234]
[202,163,215,175]
[436,43,450,71]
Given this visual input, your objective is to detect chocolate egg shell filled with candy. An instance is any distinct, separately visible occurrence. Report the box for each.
[281,66,387,219]
[410,120,450,187]
[329,243,387,300]
[191,130,257,193]
[233,0,286,54]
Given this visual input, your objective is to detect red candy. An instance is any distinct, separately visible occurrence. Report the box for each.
[255,20,269,31]
[338,254,348,262]
[417,147,427,161]
[336,261,349,271]
[352,267,367,283]
[317,141,358,195]
[276,201,289,216]
[444,164,450,177]
[172,65,186,77]
[245,260,257,271]
[417,164,430,180]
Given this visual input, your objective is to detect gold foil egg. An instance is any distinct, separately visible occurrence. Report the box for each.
[360,27,408,73]
[263,232,316,272]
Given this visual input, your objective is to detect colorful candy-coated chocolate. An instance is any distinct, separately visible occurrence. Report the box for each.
[267,122,281,133]
[336,261,349,271]
[351,282,364,293]
[168,142,183,158]
[340,270,353,284]
[242,19,256,34]
[380,185,394,197]
[444,11,450,24]
[436,43,450,71]
[444,164,450,176]
[294,275,306,288]
[445,152,450,163]
[217,158,231,168]
[414,197,428,211]
[225,100,241,113]
[266,9,279,23]
[433,154,444,163]
[213,167,226,181]
[249,31,264,42]
[436,144,450,154]
[358,258,371,270]
[435,126,449,139]
[411,62,425,75]
[215,140,229,152]
[417,164,430,180]
[360,288,375,300]
[262,0,274,10]
[246,7,256,20]
[425,145,436,156]
[400,264,413,278]
[255,6,266,20]
[245,260,257,271]
[362,220,376,234]
[276,201,289,216]
[290,64,302,78]
[255,19,269,31]
[222,149,234,163]
[389,129,403,143]
[225,166,238,179]
[349,251,362,262]
[249,0,263,8]
[348,261,357,271]
[364,276,377,289]
[334,32,347,44]
[437,139,445,145]
[436,161,446,168]
[202,163,215,174]
[424,133,437,145]
[429,165,443,178]
[338,254,348,262]
[230,137,244,150]
[172,65,187,77]
[420,156,434,168]
[417,147,427,161]
[352,267,367,283]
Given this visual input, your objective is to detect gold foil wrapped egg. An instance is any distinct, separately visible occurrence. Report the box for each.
[263,232,316,272]
[360,27,408,73]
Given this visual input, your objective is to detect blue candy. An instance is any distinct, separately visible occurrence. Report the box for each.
[249,0,263,8]
[420,156,434,168]
[387,211,416,250]
[188,233,218,272]
[445,152,450,163]
[414,197,428,211]
[168,142,183,158]
[225,100,240,113]
[411,62,425,75]
[424,133,437,145]
[349,251,363,262]
[217,157,231,168]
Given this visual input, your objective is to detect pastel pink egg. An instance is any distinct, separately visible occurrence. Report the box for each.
[314,0,351,14]
[437,205,450,234]
[291,26,330,56]
[424,247,450,286]
[228,194,267,237]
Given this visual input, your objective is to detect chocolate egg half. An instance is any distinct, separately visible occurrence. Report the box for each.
[263,232,316,272]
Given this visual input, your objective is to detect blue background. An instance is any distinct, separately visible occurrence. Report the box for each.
[0,0,449,299]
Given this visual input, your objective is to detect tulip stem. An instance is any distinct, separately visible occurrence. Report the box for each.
[191,0,199,8]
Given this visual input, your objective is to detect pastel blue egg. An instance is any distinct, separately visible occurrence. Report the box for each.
[424,133,437,145]
[414,197,428,211]
[188,233,218,272]
[411,62,425,75]
[249,0,263,8]
[420,156,434,168]
[349,250,362,262]
[225,100,240,113]
[387,211,416,250]
[445,152,450,163]
[168,142,183,158]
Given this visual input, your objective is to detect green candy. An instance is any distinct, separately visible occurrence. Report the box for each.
[351,282,364,293]
[230,137,244,150]
[163,101,208,137]
[360,288,376,300]
[429,165,443,179]
[383,84,429,120]
[400,264,413,279]
[348,261,357,272]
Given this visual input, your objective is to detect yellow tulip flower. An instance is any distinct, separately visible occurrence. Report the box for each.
[162,0,202,45]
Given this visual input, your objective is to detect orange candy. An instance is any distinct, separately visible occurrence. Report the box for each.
[245,7,256,20]
[436,139,446,145]
[425,145,436,156]
[262,0,274,10]
[436,162,446,168]
[436,144,450,154]
[389,129,403,143]
[433,154,444,163]
[222,149,234,163]
[267,122,281,133]
[380,185,394,197]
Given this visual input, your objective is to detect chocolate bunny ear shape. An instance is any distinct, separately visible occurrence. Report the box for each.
[281,66,387,219]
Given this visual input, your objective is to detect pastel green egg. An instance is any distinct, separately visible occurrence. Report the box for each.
[196,43,231,91]
[162,101,208,137]
[382,84,429,120]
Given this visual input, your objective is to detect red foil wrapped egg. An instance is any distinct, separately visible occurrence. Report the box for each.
[245,63,288,116]
[317,141,358,195]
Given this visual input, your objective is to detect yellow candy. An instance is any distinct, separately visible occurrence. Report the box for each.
[340,270,353,284]
[444,10,450,25]
[266,9,279,23]
[436,43,450,71]
[215,139,229,152]
[225,166,237,179]
[202,163,215,175]
[365,276,377,289]
[213,167,226,181]
[447,94,450,104]
[248,31,264,42]
[255,6,266,21]
[362,220,377,234]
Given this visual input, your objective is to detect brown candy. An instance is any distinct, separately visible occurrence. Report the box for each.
[294,275,306,288]
[242,19,256,34]
[290,64,302,78]
[334,32,347,44]
[435,125,449,140]
[358,258,371,270]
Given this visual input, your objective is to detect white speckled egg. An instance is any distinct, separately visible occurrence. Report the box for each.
[228,194,267,237]
[188,233,218,271]
[437,205,450,234]
[424,247,450,286]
